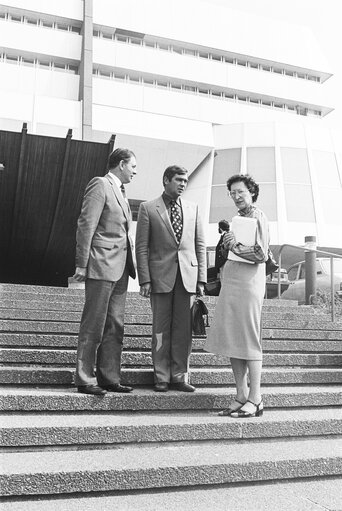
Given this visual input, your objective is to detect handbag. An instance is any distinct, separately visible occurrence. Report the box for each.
[265,249,279,276]
[192,298,209,335]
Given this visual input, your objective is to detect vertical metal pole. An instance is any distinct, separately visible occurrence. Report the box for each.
[277,252,282,299]
[331,257,335,322]
[304,236,317,305]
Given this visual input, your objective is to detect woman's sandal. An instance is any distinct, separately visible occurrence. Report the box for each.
[230,399,264,418]
[218,399,245,416]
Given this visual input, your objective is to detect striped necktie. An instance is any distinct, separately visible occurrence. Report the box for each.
[170,200,182,243]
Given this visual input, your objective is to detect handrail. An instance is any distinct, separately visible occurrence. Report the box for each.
[275,243,342,322]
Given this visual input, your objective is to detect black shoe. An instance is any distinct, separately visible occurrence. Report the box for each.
[170,382,196,393]
[230,399,264,418]
[154,382,169,392]
[77,385,107,396]
[101,384,133,393]
[218,399,245,416]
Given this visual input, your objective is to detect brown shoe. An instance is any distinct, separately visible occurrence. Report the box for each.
[154,382,169,392]
[77,385,107,396]
[170,382,195,392]
[101,384,133,393]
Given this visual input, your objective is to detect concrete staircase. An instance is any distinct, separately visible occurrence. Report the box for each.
[0,283,341,510]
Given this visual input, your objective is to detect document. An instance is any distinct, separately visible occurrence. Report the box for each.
[228,216,257,264]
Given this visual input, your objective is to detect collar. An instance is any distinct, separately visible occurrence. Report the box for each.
[108,172,122,191]
[162,192,181,208]
[238,205,255,216]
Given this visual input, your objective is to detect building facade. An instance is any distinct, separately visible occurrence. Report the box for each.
[0,0,341,251]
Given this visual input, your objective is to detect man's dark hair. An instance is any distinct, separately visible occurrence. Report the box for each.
[226,174,260,203]
[163,165,188,185]
[218,220,230,231]
[107,148,135,170]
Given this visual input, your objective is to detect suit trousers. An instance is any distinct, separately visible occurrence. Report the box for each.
[75,267,129,387]
[150,268,194,384]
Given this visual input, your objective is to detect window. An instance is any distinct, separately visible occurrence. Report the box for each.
[237,60,247,67]
[171,83,182,90]
[93,30,100,37]
[53,63,66,72]
[26,17,38,26]
[249,98,259,105]
[250,62,259,69]
[225,57,234,64]
[9,14,21,22]
[172,46,183,55]
[224,93,235,100]
[237,95,247,102]
[42,20,53,28]
[102,32,113,40]
[273,68,283,74]
[211,54,222,62]
[211,90,221,98]
[67,65,78,74]
[71,26,81,34]
[262,65,271,72]
[199,51,209,59]
[116,34,128,43]
[157,80,168,88]
[285,70,294,76]
[143,77,154,86]
[131,37,142,45]
[129,75,140,83]
[183,48,196,56]
[199,88,209,95]
[158,43,169,51]
[144,41,155,48]
[22,58,35,67]
[6,55,18,64]
[183,85,196,93]
[56,22,68,31]
[114,73,126,81]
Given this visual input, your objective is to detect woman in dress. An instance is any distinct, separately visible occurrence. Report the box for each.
[204,174,269,418]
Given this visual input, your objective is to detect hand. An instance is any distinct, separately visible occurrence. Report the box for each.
[140,283,152,298]
[196,282,204,296]
[223,231,236,250]
[73,267,87,282]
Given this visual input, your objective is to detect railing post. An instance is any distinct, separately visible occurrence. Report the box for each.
[330,257,335,322]
[304,236,317,305]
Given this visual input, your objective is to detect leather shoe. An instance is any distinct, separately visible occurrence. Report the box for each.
[101,383,133,393]
[170,382,196,392]
[77,385,107,396]
[154,382,169,392]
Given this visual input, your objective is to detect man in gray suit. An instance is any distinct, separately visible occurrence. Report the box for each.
[73,148,137,395]
[136,165,206,392]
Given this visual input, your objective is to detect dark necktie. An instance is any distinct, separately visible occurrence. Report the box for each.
[120,183,126,199]
[170,200,182,243]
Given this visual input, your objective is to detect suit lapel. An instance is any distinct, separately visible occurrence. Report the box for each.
[105,174,131,225]
[156,196,177,243]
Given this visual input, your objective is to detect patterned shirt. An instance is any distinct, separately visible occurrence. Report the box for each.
[230,205,269,263]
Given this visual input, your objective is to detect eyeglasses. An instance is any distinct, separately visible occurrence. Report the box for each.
[228,190,250,198]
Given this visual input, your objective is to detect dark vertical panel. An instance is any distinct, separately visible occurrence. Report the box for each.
[0,130,22,262]
[0,129,115,285]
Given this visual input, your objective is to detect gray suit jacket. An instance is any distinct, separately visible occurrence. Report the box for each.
[135,196,206,293]
[75,174,135,281]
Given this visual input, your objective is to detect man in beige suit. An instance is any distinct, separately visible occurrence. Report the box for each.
[73,148,137,395]
[136,165,206,392]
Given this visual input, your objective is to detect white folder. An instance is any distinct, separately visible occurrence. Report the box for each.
[228,216,257,264]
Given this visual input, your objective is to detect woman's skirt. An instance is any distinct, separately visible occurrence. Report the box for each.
[204,259,265,360]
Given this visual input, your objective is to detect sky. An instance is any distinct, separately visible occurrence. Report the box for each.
[200,0,342,131]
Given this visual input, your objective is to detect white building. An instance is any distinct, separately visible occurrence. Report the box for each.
[0,0,341,251]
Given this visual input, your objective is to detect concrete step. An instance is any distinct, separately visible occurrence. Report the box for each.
[1,477,341,511]
[1,437,341,497]
[1,333,341,351]
[0,308,322,322]
[0,299,315,316]
[1,408,341,449]
[1,386,341,412]
[1,348,341,367]
[1,319,341,335]
[1,366,342,386]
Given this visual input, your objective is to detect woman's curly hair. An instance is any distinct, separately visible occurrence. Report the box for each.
[226,174,259,203]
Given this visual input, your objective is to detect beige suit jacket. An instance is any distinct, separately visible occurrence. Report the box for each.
[135,196,206,293]
[75,174,135,281]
